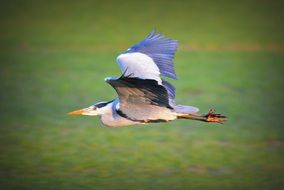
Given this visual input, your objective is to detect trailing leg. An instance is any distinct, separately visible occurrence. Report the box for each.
[177,109,226,123]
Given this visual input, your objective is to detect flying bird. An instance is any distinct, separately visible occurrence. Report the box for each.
[68,30,226,127]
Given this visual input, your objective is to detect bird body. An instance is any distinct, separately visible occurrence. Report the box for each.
[69,30,226,127]
[97,99,174,127]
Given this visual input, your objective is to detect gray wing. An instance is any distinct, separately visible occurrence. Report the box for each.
[116,30,178,84]
[105,76,173,121]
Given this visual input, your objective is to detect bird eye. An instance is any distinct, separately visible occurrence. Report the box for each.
[93,106,97,110]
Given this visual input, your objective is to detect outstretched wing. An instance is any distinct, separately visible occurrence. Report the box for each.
[116,30,178,84]
[105,76,173,121]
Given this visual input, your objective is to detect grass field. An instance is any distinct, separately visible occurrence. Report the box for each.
[0,0,284,189]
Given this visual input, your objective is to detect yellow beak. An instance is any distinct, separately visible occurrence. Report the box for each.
[68,109,85,115]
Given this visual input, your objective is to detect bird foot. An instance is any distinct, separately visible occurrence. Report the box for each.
[203,109,227,123]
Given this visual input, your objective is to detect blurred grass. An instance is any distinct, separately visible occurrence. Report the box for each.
[0,0,284,189]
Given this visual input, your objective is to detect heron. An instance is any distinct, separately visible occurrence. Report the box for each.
[68,30,226,127]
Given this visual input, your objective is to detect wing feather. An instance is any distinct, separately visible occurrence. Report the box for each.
[106,76,173,121]
[162,80,176,106]
[116,30,178,83]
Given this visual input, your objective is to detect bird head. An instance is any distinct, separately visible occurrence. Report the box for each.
[68,101,111,116]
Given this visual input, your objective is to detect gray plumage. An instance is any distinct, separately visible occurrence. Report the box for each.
[125,30,178,79]
[106,75,176,123]
[68,30,226,127]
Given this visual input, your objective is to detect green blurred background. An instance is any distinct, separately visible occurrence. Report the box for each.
[0,0,283,189]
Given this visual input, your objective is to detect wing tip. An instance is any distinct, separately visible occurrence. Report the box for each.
[163,70,177,79]
[127,29,178,52]
[147,28,169,37]
[147,29,178,44]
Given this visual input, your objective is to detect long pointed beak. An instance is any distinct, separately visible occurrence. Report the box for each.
[68,108,85,115]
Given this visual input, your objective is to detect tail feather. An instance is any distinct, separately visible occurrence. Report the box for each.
[174,105,199,114]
